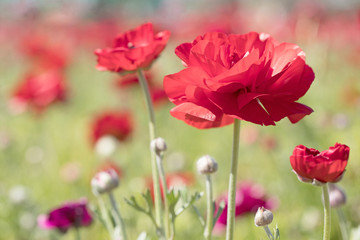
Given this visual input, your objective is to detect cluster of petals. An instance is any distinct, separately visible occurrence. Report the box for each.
[37,199,92,233]
[95,22,170,73]
[214,182,276,232]
[91,111,133,144]
[290,143,350,184]
[164,31,315,128]
[10,70,67,114]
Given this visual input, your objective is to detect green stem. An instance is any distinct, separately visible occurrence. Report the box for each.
[108,192,127,240]
[136,69,163,235]
[204,175,214,240]
[263,226,274,240]
[336,208,349,240]
[97,196,114,239]
[225,119,241,240]
[322,183,331,240]
[74,227,81,240]
[156,153,171,239]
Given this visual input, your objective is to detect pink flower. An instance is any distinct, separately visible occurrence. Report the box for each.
[38,199,92,233]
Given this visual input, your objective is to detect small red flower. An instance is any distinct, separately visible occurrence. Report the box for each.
[91,111,133,144]
[290,143,350,183]
[164,32,315,128]
[95,23,170,73]
[10,70,67,114]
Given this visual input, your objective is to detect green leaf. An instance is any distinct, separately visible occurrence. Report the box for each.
[212,200,225,229]
[192,205,205,227]
[175,191,203,217]
[274,224,280,240]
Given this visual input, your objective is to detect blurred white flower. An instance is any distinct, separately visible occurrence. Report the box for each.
[95,135,118,158]
[9,185,28,205]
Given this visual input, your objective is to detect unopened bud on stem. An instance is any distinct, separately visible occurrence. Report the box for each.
[150,137,167,155]
[255,207,273,227]
[329,183,346,208]
[91,169,119,195]
[196,155,218,175]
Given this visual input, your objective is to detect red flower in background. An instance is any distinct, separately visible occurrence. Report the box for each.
[95,22,170,73]
[164,32,315,129]
[96,160,123,179]
[214,182,276,233]
[91,111,133,144]
[147,172,195,200]
[114,72,168,105]
[290,143,350,183]
[37,199,92,233]
[20,33,71,70]
[10,70,67,114]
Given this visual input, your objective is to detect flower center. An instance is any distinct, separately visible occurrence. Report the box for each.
[127,42,135,49]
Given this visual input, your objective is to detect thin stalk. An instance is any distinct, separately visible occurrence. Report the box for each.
[204,175,214,240]
[108,192,127,240]
[336,208,349,240]
[225,119,241,240]
[137,69,163,234]
[97,196,114,239]
[322,183,331,240]
[263,226,274,240]
[156,153,171,239]
[74,227,81,240]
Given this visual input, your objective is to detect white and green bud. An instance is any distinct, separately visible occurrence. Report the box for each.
[196,155,218,175]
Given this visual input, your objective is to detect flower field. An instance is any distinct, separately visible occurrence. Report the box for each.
[1,1,360,239]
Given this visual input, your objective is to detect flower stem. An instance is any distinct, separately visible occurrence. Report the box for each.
[136,69,163,234]
[108,192,127,240]
[263,226,274,240]
[156,152,171,239]
[74,227,81,240]
[322,183,331,240]
[336,208,349,240]
[97,196,114,239]
[225,119,241,240]
[204,175,214,240]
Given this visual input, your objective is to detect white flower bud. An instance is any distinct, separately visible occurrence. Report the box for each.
[91,169,119,195]
[329,183,346,208]
[254,207,273,227]
[196,155,218,175]
[150,137,167,155]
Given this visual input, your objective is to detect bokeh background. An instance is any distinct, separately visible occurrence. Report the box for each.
[1,0,360,239]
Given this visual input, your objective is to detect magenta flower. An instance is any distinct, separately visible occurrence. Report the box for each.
[38,199,92,233]
[214,182,276,233]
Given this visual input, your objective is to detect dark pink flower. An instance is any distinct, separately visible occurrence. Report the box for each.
[95,22,170,73]
[164,32,315,128]
[38,199,92,233]
[214,182,276,233]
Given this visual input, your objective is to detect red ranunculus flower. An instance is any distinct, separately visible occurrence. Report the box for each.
[10,70,67,114]
[290,143,350,183]
[95,22,170,73]
[37,198,92,233]
[164,32,315,128]
[91,111,133,144]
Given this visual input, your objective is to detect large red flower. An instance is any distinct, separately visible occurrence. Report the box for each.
[91,111,133,144]
[290,143,350,183]
[10,70,67,113]
[95,23,170,73]
[164,32,315,128]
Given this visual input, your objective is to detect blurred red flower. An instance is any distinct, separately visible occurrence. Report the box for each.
[37,198,92,233]
[10,70,67,114]
[214,182,276,233]
[96,160,123,179]
[164,32,315,129]
[147,172,195,200]
[290,143,350,183]
[95,22,170,73]
[114,72,168,105]
[91,111,133,144]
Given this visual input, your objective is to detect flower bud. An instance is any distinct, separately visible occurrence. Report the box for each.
[91,169,119,195]
[254,207,273,227]
[150,137,167,155]
[196,155,218,175]
[329,183,346,208]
